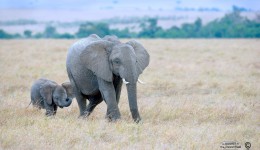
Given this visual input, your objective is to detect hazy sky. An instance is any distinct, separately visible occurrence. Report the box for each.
[0,0,259,11]
[0,0,259,22]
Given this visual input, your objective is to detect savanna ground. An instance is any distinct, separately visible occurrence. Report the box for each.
[0,39,259,149]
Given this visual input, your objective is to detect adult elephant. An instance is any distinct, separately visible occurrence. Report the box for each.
[66,34,149,122]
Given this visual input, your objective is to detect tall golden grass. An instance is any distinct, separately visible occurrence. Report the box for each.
[0,39,259,149]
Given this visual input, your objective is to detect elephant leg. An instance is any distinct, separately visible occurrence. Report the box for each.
[84,93,103,117]
[67,70,87,117]
[53,105,57,115]
[113,76,123,104]
[97,78,121,121]
[69,76,87,117]
[75,93,87,117]
[44,101,55,116]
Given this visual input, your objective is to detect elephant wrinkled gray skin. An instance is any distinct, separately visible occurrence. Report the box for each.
[66,34,149,122]
[30,78,74,116]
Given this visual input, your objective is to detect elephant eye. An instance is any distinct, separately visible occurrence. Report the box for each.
[114,59,120,65]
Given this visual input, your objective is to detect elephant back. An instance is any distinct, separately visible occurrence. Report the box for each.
[70,34,101,53]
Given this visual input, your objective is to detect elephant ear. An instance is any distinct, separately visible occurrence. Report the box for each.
[80,40,114,82]
[62,82,74,98]
[126,40,150,74]
[40,81,56,105]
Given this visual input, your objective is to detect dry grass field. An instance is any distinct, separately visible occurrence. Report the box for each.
[0,39,259,149]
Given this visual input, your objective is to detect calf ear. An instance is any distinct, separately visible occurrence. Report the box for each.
[62,82,74,98]
[40,82,55,105]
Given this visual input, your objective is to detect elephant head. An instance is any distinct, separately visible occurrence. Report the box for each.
[80,38,149,122]
[80,39,149,84]
[40,81,74,108]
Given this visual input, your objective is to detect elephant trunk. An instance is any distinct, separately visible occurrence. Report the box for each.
[126,83,141,123]
[58,98,72,108]
[122,73,138,85]
[120,62,138,85]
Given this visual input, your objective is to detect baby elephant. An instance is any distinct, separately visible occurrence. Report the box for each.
[30,78,74,116]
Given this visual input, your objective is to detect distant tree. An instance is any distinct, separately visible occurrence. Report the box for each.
[76,22,93,38]
[138,18,161,38]
[56,33,75,39]
[13,33,21,38]
[95,23,110,36]
[110,28,130,38]
[256,13,260,22]
[24,30,32,38]
[194,18,202,32]
[181,23,194,37]
[34,33,44,39]
[154,27,166,38]
[44,26,57,38]
[232,5,249,12]
[203,10,245,38]
[76,22,110,38]
[0,29,13,39]
[175,18,201,38]
[165,26,186,38]
[1,10,260,39]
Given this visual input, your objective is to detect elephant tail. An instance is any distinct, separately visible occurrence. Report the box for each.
[26,101,32,109]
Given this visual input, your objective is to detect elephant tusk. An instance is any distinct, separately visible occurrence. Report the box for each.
[122,78,129,84]
[138,79,145,84]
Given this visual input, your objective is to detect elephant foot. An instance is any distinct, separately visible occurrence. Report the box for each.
[106,116,121,122]
[130,109,141,123]
[78,111,91,119]
[105,112,121,122]
[45,114,56,118]
[45,111,56,117]
[134,117,141,123]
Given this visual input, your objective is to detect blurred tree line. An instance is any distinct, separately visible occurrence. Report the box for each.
[0,10,259,39]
